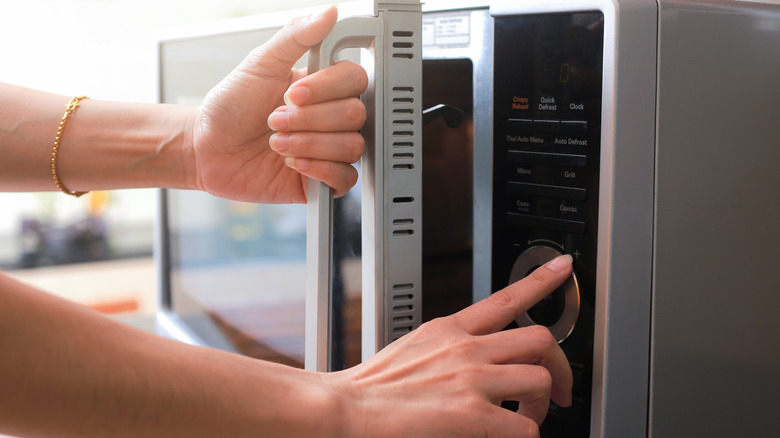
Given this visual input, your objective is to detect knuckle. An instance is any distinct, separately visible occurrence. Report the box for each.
[345,133,365,161]
[522,418,541,438]
[343,98,366,127]
[461,392,486,412]
[526,324,556,345]
[412,317,460,346]
[413,319,450,345]
[285,107,304,129]
[344,165,359,189]
[286,15,322,48]
[351,64,369,93]
[527,365,553,390]
[485,290,519,313]
[337,60,369,94]
[528,267,549,284]
[323,161,340,182]
[416,316,446,335]
[329,163,357,196]
[288,134,308,154]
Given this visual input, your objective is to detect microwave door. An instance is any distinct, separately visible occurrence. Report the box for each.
[304,0,424,372]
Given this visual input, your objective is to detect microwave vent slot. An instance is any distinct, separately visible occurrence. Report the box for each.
[390,284,417,341]
[392,30,415,60]
[392,41,414,49]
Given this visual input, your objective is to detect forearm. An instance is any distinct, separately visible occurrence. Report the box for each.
[0,83,195,192]
[0,273,346,438]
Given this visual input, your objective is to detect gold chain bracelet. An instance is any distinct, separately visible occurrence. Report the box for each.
[51,96,89,197]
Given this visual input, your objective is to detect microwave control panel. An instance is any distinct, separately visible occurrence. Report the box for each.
[492,11,604,437]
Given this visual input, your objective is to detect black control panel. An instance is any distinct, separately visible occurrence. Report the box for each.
[492,12,604,437]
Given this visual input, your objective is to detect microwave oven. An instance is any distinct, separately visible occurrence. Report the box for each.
[156,0,780,436]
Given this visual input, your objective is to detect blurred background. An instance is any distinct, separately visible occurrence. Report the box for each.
[0,0,334,323]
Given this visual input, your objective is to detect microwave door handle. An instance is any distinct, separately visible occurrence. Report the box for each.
[305,0,423,372]
[304,16,382,373]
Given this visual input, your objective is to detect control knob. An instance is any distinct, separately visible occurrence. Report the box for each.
[509,245,580,343]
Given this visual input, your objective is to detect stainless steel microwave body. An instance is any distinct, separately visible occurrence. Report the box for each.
[488,1,780,436]
[156,1,780,436]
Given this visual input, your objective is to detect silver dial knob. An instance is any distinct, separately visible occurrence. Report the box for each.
[509,245,580,343]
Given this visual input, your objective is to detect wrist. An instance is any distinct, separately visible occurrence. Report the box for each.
[128,102,199,191]
[319,369,366,438]
[51,100,199,192]
[278,368,355,438]
[164,104,199,191]
[231,361,356,437]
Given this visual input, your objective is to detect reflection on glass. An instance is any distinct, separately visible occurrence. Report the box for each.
[159,20,367,370]
[421,59,474,322]
[168,191,307,367]
[330,188,363,371]
[0,191,154,270]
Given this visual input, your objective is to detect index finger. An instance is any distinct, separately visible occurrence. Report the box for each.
[452,255,574,335]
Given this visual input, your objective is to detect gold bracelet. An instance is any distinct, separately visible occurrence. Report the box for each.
[51,96,89,197]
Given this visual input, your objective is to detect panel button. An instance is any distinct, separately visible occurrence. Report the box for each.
[508,196,586,221]
[507,181,587,201]
[532,119,560,134]
[507,150,587,167]
[507,118,533,134]
[559,120,588,135]
[506,212,586,234]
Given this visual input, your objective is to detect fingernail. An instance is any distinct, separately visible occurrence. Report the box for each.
[269,134,290,152]
[284,85,310,106]
[285,157,311,171]
[267,109,290,131]
[545,254,573,272]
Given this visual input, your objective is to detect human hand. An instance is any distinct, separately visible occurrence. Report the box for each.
[329,255,575,438]
[187,6,367,203]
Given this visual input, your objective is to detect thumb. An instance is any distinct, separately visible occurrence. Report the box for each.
[249,6,339,79]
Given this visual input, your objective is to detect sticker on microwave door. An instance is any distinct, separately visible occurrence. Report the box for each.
[422,13,470,48]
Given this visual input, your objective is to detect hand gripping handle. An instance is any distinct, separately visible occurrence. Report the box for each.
[304,16,382,372]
